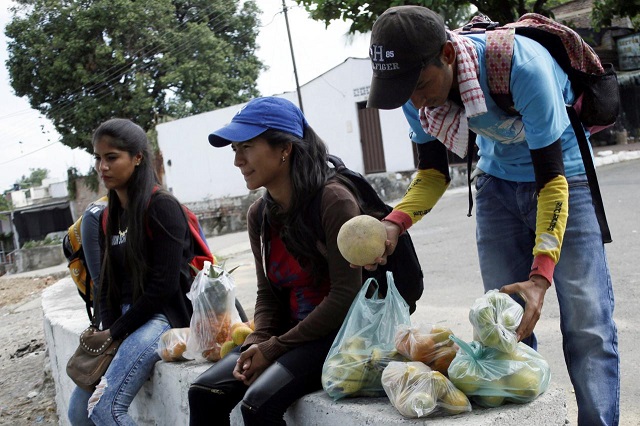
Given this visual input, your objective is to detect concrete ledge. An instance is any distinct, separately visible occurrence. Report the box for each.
[44,278,568,425]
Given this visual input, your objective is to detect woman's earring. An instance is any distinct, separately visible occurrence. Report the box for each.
[281,156,286,163]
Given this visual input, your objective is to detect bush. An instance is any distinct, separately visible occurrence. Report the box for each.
[22,236,62,249]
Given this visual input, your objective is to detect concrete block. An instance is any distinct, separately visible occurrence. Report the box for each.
[44,278,567,425]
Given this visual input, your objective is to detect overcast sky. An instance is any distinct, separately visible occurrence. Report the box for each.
[0,0,370,192]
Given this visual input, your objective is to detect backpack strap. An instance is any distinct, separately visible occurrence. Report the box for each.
[566,106,612,243]
[485,28,517,114]
[483,27,612,243]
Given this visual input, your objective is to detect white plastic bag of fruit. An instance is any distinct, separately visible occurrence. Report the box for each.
[184,261,241,362]
[468,290,523,353]
[381,361,471,418]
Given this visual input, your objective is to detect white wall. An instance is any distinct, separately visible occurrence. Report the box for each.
[158,104,251,204]
[157,58,415,203]
[49,181,68,198]
[10,190,27,207]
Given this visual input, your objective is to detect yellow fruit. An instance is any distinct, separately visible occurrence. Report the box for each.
[430,371,449,398]
[336,215,387,266]
[475,395,505,407]
[451,379,479,395]
[369,347,394,368]
[440,387,471,414]
[335,379,363,395]
[230,322,246,335]
[344,336,367,351]
[248,319,255,330]
[231,325,253,346]
[507,367,541,399]
[324,354,367,383]
[430,325,454,345]
[220,341,237,358]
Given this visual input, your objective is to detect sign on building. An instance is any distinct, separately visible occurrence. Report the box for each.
[617,32,640,71]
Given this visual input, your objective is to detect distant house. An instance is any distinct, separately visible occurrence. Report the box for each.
[1,179,72,248]
[157,57,418,204]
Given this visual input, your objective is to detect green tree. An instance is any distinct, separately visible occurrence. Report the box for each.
[0,194,12,212]
[17,168,49,189]
[295,0,593,34]
[592,0,640,30]
[5,0,263,153]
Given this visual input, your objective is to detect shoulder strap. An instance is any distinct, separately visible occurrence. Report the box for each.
[566,106,612,243]
[327,154,390,215]
[100,206,108,235]
[485,28,517,114]
[483,24,612,243]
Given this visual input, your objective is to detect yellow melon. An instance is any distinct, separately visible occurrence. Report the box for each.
[337,215,387,266]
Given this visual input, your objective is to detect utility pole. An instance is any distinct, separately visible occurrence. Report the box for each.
[282,0,304,113]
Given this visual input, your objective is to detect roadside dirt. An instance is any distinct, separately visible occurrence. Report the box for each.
[0,275,60,425]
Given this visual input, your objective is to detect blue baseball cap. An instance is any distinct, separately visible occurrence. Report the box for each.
[208,97,308,147]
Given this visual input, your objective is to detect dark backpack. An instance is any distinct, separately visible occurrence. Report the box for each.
[458,13,617,243]
[258,155,424,313]
[62,196,108,322]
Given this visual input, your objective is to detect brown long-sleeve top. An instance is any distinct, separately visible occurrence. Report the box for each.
[242,180,363,361]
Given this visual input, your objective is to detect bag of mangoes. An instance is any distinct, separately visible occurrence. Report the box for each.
[322,272,410,400]
[381,361,471,418]
[394,323,458,375]
[468,290,523,354]
[447,336,551,407]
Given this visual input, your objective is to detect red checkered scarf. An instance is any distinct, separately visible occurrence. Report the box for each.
[419,31,486,158]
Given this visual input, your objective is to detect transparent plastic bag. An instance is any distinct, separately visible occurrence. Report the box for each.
[468,290,523,353]
[447,336,551,407]
[381,361,471,418]
[185,261,241,362]
[394,323,458,375]
[322,272,411,400]
[157,327,190,362]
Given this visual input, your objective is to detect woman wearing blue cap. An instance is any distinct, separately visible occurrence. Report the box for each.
[188,97,364,425]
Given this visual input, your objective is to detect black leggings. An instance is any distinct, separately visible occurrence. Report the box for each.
[188,332,336,426]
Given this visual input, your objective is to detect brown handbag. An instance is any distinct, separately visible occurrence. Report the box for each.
[66,325,122,392]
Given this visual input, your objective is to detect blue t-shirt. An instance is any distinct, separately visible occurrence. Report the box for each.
[403,34,587,182]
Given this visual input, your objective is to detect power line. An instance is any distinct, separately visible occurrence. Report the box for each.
[0,141,61,166]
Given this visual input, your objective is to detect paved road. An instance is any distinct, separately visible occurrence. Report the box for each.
[210,158,640,426]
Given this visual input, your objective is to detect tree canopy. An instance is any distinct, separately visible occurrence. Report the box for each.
[17,168,49,189]
[295,0,560,34]
[5,0,263,152]
[294,0,635,34]
[593,0,640,31]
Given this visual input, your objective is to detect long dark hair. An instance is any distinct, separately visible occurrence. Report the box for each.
[262,127,345,281]
[94,118,159,306]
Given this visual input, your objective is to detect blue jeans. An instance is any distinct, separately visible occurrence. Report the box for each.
[67,310,170,426]
[475,173,620,426]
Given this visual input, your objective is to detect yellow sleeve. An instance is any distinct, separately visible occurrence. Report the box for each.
[392,168,450,225]
[530,175,569,282]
